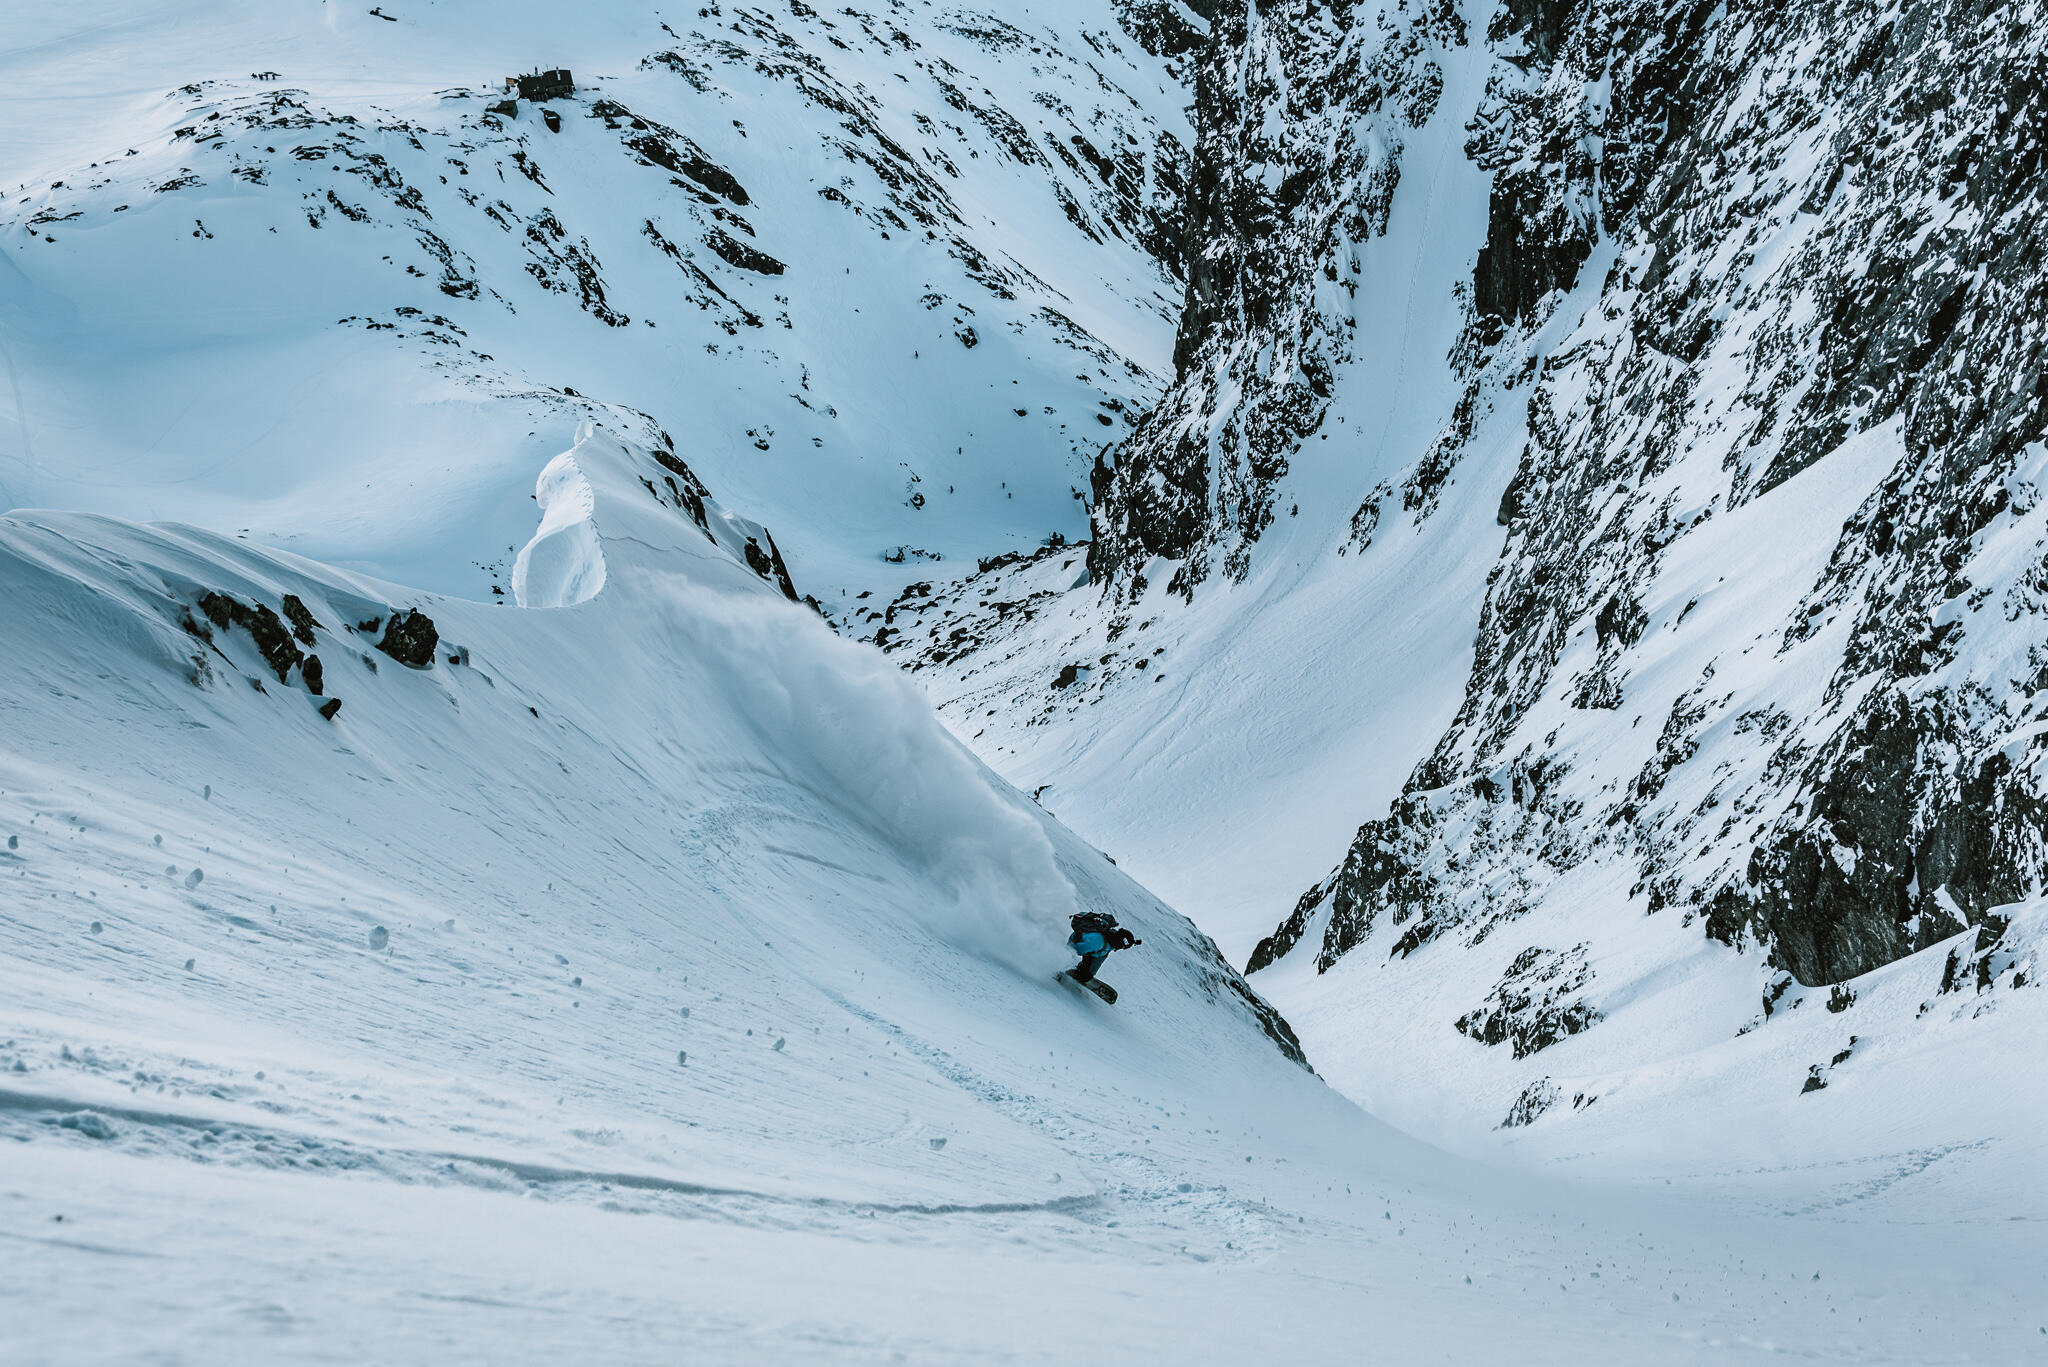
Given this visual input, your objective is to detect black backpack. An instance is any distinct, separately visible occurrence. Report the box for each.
[1069,911,1120,938]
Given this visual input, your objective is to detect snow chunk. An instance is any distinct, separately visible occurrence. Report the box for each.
[513,451,606,610]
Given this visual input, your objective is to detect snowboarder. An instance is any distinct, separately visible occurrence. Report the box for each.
[1061,911,1139,1002]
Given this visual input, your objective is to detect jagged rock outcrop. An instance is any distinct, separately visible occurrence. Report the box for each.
[376,610,440,668]
[1139,0,2048,1019]
[198,592,307,686]
[1454,944,1601,1058]
[1089,0,1469,590]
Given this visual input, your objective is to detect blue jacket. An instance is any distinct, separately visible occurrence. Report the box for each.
[1069,930,1109,957]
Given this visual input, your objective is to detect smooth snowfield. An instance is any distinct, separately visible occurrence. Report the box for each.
[2,431,2043,1364]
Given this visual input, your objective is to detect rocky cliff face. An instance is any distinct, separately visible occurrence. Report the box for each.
[1097,0,2048,1058]
[1088,0,1471,590]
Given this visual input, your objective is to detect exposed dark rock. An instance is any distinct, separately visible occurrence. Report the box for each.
[318,697,342,721]
[523,208,629,326]
[242,604,302,684]
[376,610,439,668]
[703,227,785,275]
[1248,762,1577,975]
[302,654,324,696]
[646,437,717,533]
[760,532,799,601]
[1495,466,1529,527]
[1112,0,1216,74]
[279,594,320,645]
[1455,945,1601,1058]
[739,533,800,600]
[197,591,304,684]
[515,69,575,102]
[199,592,236,633]
[1500,1078,1559,1128]
[1706,693,2044,985]
[624,128,750,205]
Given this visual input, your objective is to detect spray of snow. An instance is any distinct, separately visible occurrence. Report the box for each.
[702,592,1076,971]
[514,423,1078,971]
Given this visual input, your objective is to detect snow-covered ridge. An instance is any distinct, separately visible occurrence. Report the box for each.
[2,0,1191,596]
[0,408,1313,1182]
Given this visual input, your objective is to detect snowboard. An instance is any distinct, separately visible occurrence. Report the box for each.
[1056,971,1117,1005]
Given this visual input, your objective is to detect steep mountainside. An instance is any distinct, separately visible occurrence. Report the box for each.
[1246,0,2048,982]
[2,0,1189,595]
[1239,0,2048,1116]
[873,0,2048,1141]
[9,4,2048,1359]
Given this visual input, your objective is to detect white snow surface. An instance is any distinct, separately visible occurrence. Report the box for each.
[4,423,2043,1363]
[3,3,2047,1361]
[1,0,1185,597]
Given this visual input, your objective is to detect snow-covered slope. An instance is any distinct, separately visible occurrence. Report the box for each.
[0,420,1309,1358]
[9,1,2048,1359]
[868,0,1503,958]
[6,428,2046,1363]
[867,0,2048,1164]
[2,0,1188,596]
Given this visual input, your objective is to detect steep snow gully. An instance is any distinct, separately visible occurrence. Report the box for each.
[4,1,2047,1363]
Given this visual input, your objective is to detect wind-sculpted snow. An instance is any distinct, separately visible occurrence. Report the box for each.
[674,543,1081,972]
[522,422,1081,966]
[512,449,606,608]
